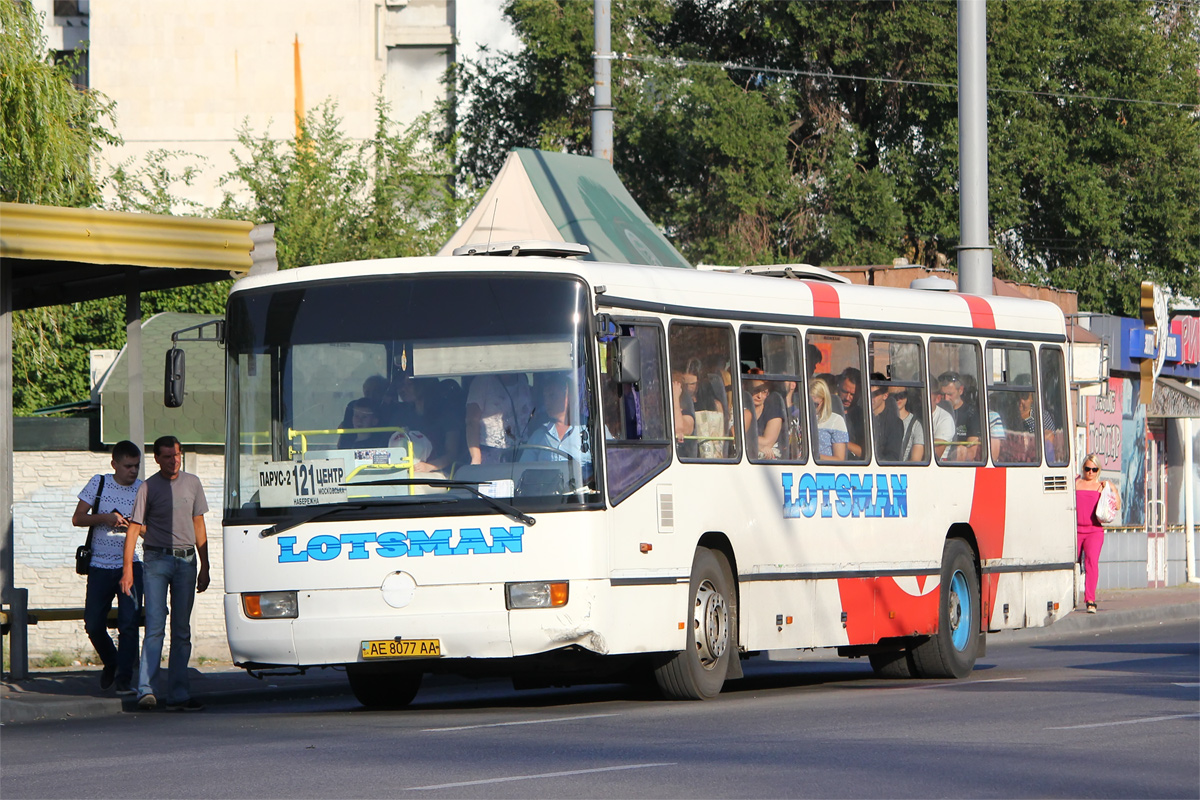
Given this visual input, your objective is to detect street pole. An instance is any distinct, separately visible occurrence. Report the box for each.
[593,0,613,163]
[957,0,992,295]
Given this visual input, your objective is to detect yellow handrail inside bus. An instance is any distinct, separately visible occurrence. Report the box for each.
[286,426,405,457]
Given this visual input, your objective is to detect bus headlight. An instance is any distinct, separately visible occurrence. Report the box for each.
[505,581,568,609]
[242,591,298,619]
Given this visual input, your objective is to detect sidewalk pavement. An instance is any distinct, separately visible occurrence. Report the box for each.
[4,585,1197,726]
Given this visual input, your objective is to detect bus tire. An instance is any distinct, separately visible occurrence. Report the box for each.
[909,538,980,679]
[346,664,423,709]
[654,547,735,700]
[869,648,915,678]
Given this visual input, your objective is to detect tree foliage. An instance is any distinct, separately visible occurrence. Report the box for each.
[0,0,119,205]
[452,0,1200,313]
[218,96,476,270]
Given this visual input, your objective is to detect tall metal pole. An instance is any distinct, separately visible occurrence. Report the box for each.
[957,0,992,295]
[126,270,144,467]
[592,0,613,163]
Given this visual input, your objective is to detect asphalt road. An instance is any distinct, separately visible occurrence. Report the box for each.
[3,621,1197,799]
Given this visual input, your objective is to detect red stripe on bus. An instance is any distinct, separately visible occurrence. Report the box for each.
[806,281,841,318]
[969,467,1007,628]
[837,576,940,645]
[960,294,996,329]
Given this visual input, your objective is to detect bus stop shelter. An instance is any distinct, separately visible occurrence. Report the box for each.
[0,201,273,678]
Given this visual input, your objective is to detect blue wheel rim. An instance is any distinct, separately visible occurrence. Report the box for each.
[949,570,971,651]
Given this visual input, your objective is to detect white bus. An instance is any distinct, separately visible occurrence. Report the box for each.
[211,245,1076,707]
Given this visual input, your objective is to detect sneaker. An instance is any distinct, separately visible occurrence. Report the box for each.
[100,664,117,691]
[1086,602,1098,614]
[165,698,205,712]
[137,693,157,710]
[114,683,136,696]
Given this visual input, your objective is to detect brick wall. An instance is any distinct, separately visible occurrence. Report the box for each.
[13,450,228,662]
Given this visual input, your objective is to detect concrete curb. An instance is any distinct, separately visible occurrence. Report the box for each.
[2,674,351,726]
[997,602,1199,643]
[2,694,124,726]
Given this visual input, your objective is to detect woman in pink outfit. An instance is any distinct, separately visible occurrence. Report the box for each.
[1075,453,1120,613]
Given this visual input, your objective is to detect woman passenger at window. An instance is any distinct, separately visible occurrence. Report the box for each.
[744,372,783,459]
[810,378,848,461]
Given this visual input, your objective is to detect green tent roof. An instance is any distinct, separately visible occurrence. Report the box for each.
[99,312,225,446]
[439,149,692,269]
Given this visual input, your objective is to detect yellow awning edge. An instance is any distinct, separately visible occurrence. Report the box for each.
[0,202,254,272]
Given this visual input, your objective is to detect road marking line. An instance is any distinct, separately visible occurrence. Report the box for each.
[875,677,1027,691]
[422,712,621,732]
[1047,713,1200,730]
[405,762,675,790]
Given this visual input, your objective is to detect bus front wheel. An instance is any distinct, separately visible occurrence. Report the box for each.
[654,547,736,700]
[909,538,981,679]
[346,664,423,709]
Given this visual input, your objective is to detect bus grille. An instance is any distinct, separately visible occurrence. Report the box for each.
[1043,475,1069,492]
[657,485,674,533]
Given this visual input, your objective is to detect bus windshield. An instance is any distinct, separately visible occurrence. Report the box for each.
[225,274,600,521]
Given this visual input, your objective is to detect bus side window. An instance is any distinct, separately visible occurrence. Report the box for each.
[1040,346,1070,467]
[602,322,671,504]
[807,331,865,465]
[669,323,738,462]
[929,339,985,465]
[868,337,928,465]
[985,344,1040,465]
[739,329,806,463]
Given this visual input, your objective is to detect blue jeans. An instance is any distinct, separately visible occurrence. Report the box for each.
[139,550,198,703]
[84,563,143,687]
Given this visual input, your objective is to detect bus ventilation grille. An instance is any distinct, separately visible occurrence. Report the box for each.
[1043,475,1069,493]
[657,485,674,533]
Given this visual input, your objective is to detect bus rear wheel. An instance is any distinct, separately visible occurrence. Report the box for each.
[654,547,736,700]
[909,538,981,679]
[869,647,915,678]
[346,663,423,709]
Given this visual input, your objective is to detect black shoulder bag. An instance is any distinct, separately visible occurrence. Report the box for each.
[75,475,106,576]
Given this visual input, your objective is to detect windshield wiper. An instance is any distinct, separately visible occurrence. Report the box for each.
[258,496,455,538]
[260,503,371,538]
[343,477,536,527]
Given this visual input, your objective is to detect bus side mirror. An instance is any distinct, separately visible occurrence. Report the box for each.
[614,336,641,384]
[164,348,186,408]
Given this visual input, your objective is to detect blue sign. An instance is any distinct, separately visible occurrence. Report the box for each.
[781,472,908,519]
[277,526,525,563]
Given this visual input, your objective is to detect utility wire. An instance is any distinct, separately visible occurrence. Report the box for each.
[615,53,1200,111]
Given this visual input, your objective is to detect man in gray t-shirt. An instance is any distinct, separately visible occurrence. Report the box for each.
[121,435,210,711]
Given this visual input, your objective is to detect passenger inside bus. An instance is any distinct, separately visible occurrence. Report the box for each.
[405,378,465,473]
[337,397,392,449]
[671,367,698,459]
[340,374,391,429]
[520,372,591,472]
[743,371,784,460]
[869,375,903,462]
[891,386,927,462]
[937,372,981,462]
[929,387,954,459]
[780,379,805,460]
[687,356,729,457]
[810,377,848,461]
[838,368,865,458]
[465,372,534,465]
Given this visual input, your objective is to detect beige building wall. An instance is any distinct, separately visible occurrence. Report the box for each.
[13,450,228,662]
[37,0,518,211]
[86,0,455,209]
